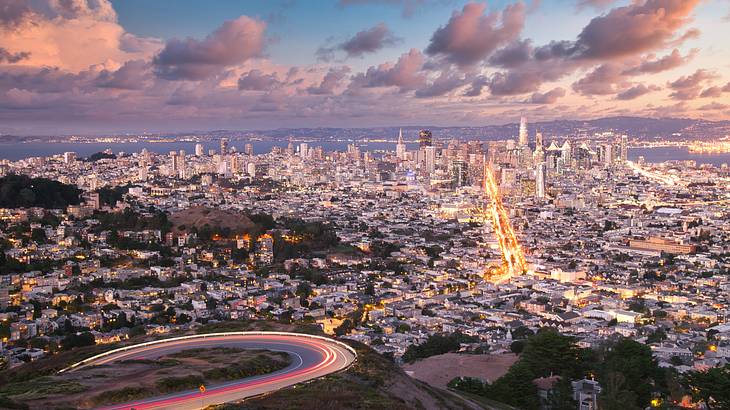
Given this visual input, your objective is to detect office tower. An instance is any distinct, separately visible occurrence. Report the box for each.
[418,130,432,148]
[602,144,613,167]
[63,152,77,164]
[170,151,180,174]
[195,143,204,156]
[536,162,546,198]
[396,128,407,160]
[424,146,437,174]
[245,143,253,156]
[535,132,543,150]
[518,116,528,146]
[220,138,229,155]
[299,143,309,158]
[451,160,468,187]
[620,135,628,161]
[230,154,240,174]
[247,162,256,177]
[560,140,572,164]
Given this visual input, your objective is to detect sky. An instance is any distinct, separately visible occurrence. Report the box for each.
[0,0,729,135]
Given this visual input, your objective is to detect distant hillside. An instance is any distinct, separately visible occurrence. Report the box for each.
[170,207,256,235]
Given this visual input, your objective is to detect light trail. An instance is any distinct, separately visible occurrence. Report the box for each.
[60,332,356,410]
[482,166,528,283]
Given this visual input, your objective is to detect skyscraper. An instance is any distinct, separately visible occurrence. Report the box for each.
[536,162,546,198]
[620,135,628,162]
[535,131,543,150]
[419,130,432,148]
[195,143,204,156]
[220,138,229,155]
[451,160,468,187]
[424,146,436,174]
[518,116,528,146]
[396,128,407,160]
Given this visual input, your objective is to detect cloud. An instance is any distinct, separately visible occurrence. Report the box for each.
[337,0,426,18]
[463,75,489,97]
[425,2,525,66]
[237,69,281,91]
[699,86,723,98]
[307,67,350,95]
[573,0,701,60]
[349,48,426,91]
[153,16,267,80]
[0,0,33,28]
[0,47,30,63]
[667,69,717,100]
[622,48,696,75]
[698,102,728,111]
[489,39,532,68]
[340,23,401,58]
[576,0,616,10]
[573,64,626,95]
[415,70,470,98]
[615,84,660,100]
[96,59,151,90]
[529,87,565,104]
[46,0,117,22]
[0,0,161,72]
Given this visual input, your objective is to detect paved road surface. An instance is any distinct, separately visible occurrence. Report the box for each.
[60,332,356,410]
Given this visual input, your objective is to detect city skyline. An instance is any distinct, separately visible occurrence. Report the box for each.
[1,0,730,134]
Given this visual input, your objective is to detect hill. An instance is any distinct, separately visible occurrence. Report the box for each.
[215,340,484,410]
[170,206,257,236]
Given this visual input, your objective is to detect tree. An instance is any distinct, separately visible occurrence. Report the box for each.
[519,329,582,378]
[599,371,640,410]
[547,376,578,410]
[683,364,730,410]
[600,338,661,408]
[486,362,540,410]
[61,332,95,350]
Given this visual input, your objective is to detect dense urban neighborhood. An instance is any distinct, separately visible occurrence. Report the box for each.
[1,124,730,409]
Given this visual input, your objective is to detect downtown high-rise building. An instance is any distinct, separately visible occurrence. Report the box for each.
[451,159,468,187]
[220,138,229,155]
[535,162,546,198]
[518,116,528,146]
[195,143,204,156]
[396,128,407,160]
[419,130,432,148]
[424,146,437,174]
[620,135,628,161]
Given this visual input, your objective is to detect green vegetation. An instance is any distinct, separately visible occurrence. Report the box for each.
[682,363,730,410]
[402,332,478,363]
[226,340,471,410]
[0,377,87,400]
[203,353,290,381]
[85,151,117,162]
[92,208,172,234]
[449,329,670,410]
[156,374,206,393]
[91,386,153,406]
[0,174,81,209]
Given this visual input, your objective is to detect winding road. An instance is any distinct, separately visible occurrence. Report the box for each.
[59,332,357,410]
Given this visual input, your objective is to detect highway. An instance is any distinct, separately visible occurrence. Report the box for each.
[60,332,357,410]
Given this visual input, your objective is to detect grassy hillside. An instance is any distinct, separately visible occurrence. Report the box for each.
[213,340,483,410]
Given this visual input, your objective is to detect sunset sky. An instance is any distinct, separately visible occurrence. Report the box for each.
[1,0,729,134]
